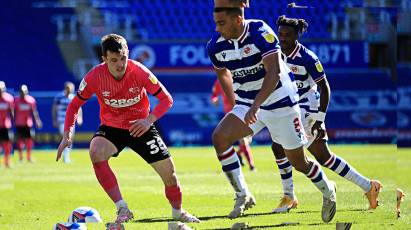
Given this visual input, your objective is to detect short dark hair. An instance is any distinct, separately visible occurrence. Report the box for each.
[214,7,243,17]
[276,15,309,35]
[101,34,128,56]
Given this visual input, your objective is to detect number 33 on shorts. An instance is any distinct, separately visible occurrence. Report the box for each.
[146,137,167,155]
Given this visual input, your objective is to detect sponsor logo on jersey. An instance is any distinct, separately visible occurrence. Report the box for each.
[103,96,141,108]
[231,64,264,78]
[315,61,324,72]
[79,79,87,91]
[148,74,158,84]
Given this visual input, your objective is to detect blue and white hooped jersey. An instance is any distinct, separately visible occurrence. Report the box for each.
[53,92,75,123]
[282,42,326,112]
[207,20,299,115]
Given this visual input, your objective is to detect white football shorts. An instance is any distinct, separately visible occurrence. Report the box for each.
[230,104,307,150]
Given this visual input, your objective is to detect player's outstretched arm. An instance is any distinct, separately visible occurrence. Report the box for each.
[56,96,85,161]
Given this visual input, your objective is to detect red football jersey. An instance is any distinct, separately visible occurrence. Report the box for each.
[14,95,36,127]
[77,60,168,130]
[211,80,233,113]
[0,92,14,128]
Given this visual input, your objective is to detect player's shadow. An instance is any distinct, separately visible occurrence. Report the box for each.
[133,208,364,224]
[204,222,301,230]
[133,217,172,223]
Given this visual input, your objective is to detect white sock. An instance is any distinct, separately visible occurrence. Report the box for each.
[275,157,295,198]
[63,147,71,163]
[323,154,371,192]
[115,200,128,210]
[219,147,250,197]
[305,160,333,198]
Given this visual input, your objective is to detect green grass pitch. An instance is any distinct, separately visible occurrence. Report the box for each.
[0,144,409,229]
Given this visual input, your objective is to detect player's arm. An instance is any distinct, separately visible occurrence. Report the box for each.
[57,76,92,161]
[210,80,221,106]
[32,102,43,129]
[215,67,235,107]
[306,56,328,138]
[51,99,58,128]
[244,52,280,124]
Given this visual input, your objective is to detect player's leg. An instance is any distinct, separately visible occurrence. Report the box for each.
[308,139,381,209]
[16,127,24,161]
[25,127,34,162]
[89,126,131,223]
[238,137,255,171]
[266,110,336,223]
[129,125,199,223]
[212,105,258,218]
[0,128,13,167]
[271,141,298,213]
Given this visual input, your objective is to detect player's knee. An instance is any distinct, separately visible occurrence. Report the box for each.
[212,129,227,147]
[89,145,105,162]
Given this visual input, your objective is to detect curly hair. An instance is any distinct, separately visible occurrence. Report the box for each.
[276,15,309,35]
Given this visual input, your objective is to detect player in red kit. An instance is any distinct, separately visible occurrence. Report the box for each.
[14,84,42,162]
[0,81,14,168]
[211,79,255,171]
[56,34,200,224]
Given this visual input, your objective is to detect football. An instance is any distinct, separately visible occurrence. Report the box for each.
[68,207,102,223]
[52,222,87,230]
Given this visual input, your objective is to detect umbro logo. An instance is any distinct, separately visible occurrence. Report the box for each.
[221,52,226,59]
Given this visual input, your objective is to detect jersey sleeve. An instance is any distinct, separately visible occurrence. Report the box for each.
[207,39,225,69]
[77,69,97,100]
[253,21,281,58]
[304,50,326,82]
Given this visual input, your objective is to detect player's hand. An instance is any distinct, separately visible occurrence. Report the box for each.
[129,118,152,137]
[244,105,259,125]
[211,98,219,107]
[56,132,72,161]
[311,121,325,140]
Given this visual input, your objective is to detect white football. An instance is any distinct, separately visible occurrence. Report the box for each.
[68,207,102,223]
[52,222,87,230]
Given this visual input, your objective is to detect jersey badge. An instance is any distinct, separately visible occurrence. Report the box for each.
[315,61,324,72]
[148,74,158,84]
[262,32,276,43]
[102,91,110,97]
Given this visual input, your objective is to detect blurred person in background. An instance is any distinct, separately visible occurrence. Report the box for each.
[0,81,14,168]
[271,15,382,213]
[14,84,42,163]
[52,81,83,163]
[211,79,256,171]
[56,34,200,224]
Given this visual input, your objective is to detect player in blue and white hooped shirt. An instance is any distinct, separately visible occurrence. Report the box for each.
[271,15,382,214]
[52,82,83,163]
[207,0,336,222]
